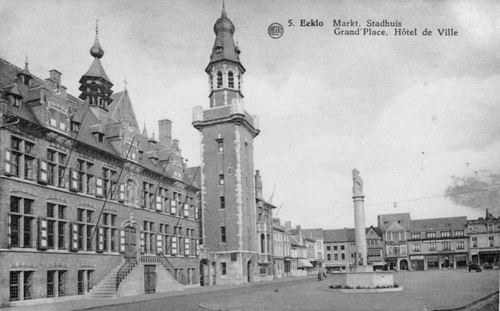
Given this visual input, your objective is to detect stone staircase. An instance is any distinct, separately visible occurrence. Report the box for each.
[87,255,188,298]
[87,259,136,299]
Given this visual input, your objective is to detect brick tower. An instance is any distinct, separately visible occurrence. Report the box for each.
[192,3,260,285]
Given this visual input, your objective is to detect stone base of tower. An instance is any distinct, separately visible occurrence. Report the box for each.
[202,251,258,286]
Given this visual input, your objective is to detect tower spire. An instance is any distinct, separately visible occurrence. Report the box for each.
[79,22,113,112]
[90,20,104,59]
[221,0,227,18]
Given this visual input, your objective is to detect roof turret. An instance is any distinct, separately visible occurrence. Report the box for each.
[207,2,245,72]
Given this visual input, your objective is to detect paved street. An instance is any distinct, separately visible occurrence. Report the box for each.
[6,269,498,311]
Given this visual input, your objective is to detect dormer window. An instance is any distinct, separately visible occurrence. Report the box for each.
[10,95,22,107]
[228,71,234,88]
[94,133,104,143]
[215,46,223,54]
[48,108,67,131]
[216,71,223,88]
[70,121,81,132]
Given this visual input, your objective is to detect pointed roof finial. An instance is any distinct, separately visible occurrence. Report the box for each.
[123,79,128,90]
[25,56,29,68]
[90,19,104,59]
[221,0,227,18]
[142,120,149,137]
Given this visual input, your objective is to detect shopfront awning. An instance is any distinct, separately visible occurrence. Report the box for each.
[298,259,313,268]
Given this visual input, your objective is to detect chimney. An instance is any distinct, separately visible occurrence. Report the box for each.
[49,70,62,88]
[255,170,262,199]
[158,119,172,148]
[285,221,291,229]
[172,139,179,150]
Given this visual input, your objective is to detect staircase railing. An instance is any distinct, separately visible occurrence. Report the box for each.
[116,250,140,291]
[157,251,187,285]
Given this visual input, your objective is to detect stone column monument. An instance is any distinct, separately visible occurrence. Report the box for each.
[352,169,370,271]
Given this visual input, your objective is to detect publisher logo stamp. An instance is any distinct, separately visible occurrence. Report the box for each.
[268,23,284,39]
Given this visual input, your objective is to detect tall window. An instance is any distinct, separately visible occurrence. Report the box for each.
[143,181,154,209]
[47,149,67,187]
[327,253,331,261]
[228,71,234,88]
[489,236,494,247]
[472,237,477,248]
[238,74,242,90]
[220,196,225,209]
[341,253,346,260]
[7,136,35,179]
[102,167,117,199]
[428,242,436,251]
[221,226,226,243]
[411,233,420,240]
[412,243,421,252]
[157,187,169,213]
[47,203,67,249]
[76,159,93,193]
[221,262,227,276]
[216,71,223,88]
[426,232,436,239]
[143,221,155,255]
[217,139,224,153]
[102,213,117,252]
[159,224,170,254]
[334,253,338,260]
[9,197,35,248]
[172,191,181,215]
[77,208,94,251]
[219,174,224,185]
[456,240,465,250]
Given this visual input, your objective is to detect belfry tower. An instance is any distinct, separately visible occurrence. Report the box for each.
[79,23,113,121]
[193,3,260,285]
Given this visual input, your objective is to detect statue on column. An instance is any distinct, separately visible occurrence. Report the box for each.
[352,169,364,197]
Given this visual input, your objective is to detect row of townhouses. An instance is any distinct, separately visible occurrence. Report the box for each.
[273,211,499,275]
[1,3,498,307]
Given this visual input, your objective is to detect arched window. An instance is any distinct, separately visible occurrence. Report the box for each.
[216,71,223,88]
[228,71,234,88]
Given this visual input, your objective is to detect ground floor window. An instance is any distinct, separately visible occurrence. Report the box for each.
[10,270,33,301]
[47,270,67,298]
[77,270,94,295]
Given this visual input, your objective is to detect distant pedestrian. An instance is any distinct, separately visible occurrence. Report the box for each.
[323,271,327,279]
[318,270,322,281]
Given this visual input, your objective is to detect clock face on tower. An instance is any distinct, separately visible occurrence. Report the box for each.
[215,47,223,54]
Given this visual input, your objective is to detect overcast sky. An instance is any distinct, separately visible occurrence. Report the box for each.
[1,0,499,229]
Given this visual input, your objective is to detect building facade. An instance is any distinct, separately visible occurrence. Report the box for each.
[365,226,384,269]
[467,210,500,268]
[408,217,468,270]
[378,213,411,270]
[272,219,292,278]
[193,5,261,286]
[0,33,201,305]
